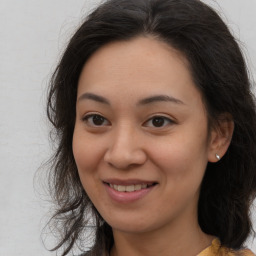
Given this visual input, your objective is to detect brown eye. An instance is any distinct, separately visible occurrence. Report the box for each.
[152,117,165,127]
[83,114,110,127]
[92,115,105,126]
[144,115,175,128]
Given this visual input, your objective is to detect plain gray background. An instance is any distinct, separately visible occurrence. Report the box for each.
[0,0,256,255]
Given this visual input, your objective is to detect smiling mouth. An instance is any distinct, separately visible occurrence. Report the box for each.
[106,183,156,192]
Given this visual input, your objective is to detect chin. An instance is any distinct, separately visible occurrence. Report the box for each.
[106,217,160,235]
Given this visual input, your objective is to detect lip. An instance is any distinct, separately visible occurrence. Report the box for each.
[103,178,157,186]
[103,179,158,203]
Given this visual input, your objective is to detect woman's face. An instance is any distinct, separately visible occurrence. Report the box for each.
[73,37,216,234]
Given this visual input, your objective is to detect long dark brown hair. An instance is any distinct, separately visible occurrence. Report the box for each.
[46,0,256,255]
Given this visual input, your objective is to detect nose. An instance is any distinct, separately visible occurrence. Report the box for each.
[104,125,147,170]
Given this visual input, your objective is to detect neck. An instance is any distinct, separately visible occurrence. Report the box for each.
[110,217,214,256]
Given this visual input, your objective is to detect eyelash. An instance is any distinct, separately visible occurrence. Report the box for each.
[82,113,175,129]
[82,114,110,127]
[143,115,175,128]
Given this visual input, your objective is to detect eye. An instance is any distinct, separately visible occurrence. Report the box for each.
[82,114,110,127]
[144,116,174,128]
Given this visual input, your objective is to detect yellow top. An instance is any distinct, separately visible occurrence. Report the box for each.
[197,238,255,256]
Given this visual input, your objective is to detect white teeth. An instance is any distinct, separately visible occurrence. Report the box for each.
[134,184,142,191]
[142,184,147,189]
[126,185,135,192]
[117,185,126,192]
[109,183,152,192]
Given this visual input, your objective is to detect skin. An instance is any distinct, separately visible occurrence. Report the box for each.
[73,36,233,256]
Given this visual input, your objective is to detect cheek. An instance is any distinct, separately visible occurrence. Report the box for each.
[149,129,209,181]
[149,136,209,214]
[73,130,102,200]
[73,128,103,173]
[72,132,100,200]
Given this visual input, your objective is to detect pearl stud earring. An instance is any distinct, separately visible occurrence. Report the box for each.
[216,154,220,160]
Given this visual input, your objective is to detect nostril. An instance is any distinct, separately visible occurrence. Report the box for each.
[104,145,147,169]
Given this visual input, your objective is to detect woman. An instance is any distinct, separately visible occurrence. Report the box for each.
[46,0,256,255]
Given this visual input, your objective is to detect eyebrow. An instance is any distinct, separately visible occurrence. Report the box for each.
[137,95,185,106]
[77,92,184,106]
[77,92,110,105]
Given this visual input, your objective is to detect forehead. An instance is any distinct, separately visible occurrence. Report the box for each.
[77,36,203,110]
[79,36,189,85]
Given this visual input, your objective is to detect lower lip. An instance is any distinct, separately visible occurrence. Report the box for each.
[104,183,156,203]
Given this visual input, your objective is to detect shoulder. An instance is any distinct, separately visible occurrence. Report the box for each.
[227,249,255,256]
[237,249,256,256]
[198,239,255,256]
[225,245,255,256]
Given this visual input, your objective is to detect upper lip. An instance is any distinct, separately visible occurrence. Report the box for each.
[103,178,158,186]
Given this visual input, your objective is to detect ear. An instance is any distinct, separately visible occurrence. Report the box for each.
[208,113,234,163]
